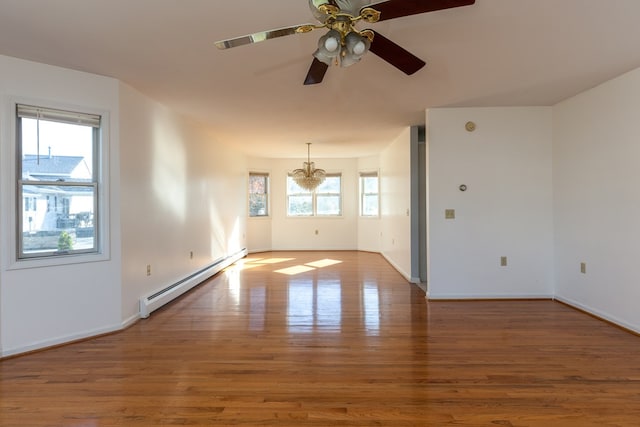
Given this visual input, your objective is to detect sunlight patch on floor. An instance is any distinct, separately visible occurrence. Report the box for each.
[305,259,342,268]
[274,265,315,275]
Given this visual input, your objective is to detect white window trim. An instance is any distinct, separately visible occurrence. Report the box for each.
[359,170,380,218]
[286,171,343,217]
[5,97,111,270]
[248,171,270,219]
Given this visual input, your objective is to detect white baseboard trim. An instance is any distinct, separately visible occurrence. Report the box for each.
[3,251,248,359]
[428,293,554,300]
[554,295,640,335]
[1,322,122,359]
[248,248,272,254]
[380,252,412,283]
[140,248,247,318]
[121,313,140,329]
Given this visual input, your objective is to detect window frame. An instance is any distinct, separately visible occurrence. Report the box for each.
[286,172,342,217]
[248,171,270,218]
[10,100,109,268]
[359,170,380,217]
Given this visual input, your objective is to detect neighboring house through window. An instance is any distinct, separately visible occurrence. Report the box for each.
[17,104,101,259]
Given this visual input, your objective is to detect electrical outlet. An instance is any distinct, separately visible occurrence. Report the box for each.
[580,262,586,274]
[190,251,194,259]
[501,256,507,267]
[146,264,151,276]
[445,209,455,219]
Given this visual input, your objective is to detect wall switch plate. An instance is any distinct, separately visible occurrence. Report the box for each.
[445,209,455,219]
[501,256,508,267]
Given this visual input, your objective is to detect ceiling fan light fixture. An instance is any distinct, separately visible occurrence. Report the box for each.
[341,31,371,67]
[314,30,342,65]
[217,0,475,85]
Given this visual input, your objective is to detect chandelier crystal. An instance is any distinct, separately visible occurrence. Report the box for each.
[291,143,326,191]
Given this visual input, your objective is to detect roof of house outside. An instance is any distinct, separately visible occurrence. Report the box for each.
[22,155,90,181]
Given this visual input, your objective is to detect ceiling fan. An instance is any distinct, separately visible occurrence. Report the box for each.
[215,0,475,85]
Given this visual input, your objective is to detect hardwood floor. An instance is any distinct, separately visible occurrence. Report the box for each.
[2,251,640,426]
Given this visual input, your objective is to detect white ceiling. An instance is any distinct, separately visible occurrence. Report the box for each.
[1,0,640,158]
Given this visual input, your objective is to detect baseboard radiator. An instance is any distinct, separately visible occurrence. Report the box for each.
[139,248,247,318]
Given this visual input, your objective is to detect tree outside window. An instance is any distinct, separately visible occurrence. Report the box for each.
[249,172,269,217]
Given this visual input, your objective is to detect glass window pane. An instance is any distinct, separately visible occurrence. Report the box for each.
[316,176,340,193]
[21,118,94,182]
[17,104,101,261]
[288,195,313,216]
[362,195,379,216]
[249,174,266,194]
[21,184,96,256]
[363,176,378,193]
[249,173,269,217]
[249,194,268,216]
[287,176,312,194]
[317,195,341,215]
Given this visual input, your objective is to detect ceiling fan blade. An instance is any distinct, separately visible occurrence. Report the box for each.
[365,0,475,22]
[368,30,426,75]
[304,58,330,85]
[215,24,316,50]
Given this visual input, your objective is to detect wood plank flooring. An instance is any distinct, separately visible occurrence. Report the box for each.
[2,251,640,426]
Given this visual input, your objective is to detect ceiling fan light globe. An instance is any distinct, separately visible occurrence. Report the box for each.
[353,40,366,55]
[317,30,342,58]
[324,37,339,52]
[313,49,334,66]
[340,52,361,68]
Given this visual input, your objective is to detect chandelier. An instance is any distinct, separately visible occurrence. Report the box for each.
[291,143,326,191]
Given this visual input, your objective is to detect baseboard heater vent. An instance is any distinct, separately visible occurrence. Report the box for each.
[139,248,247,318]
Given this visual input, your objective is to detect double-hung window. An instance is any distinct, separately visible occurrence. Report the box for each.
[249,172,269,217]
[360,171,379,217]
[287,173,342,216]
[17,104,101,259]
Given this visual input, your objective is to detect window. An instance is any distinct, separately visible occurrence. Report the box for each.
[360,171,379,217]
[249,172,269,217]
[287,173,342,216]
[17,104,101,259]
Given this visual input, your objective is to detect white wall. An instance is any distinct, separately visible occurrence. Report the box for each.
[246,157,273,253]
[245,154,387,254]
[119,83,248,321]
[269,157,359,250]
[0,55,250,357]
[379,128,412,279]
[0,55,122,357]
[553,67,640,333]
[427,107,554,299]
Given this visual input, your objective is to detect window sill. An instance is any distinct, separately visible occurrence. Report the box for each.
[8,251,110,271]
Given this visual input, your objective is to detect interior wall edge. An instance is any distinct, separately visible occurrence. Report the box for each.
[380,251,411,283]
